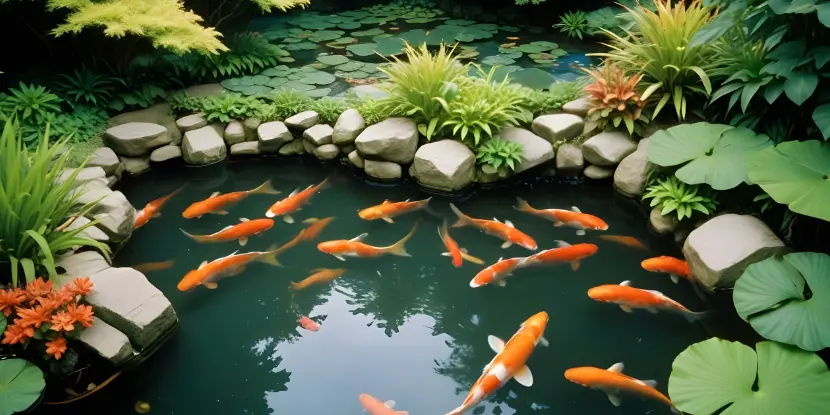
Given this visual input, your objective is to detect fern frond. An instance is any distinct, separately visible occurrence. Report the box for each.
[249,0,311,12]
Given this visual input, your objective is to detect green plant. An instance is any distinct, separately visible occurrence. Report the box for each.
[0,83,62,124]
[585,7,622,36]
[582,61,649,136]
[733,252,830,351]
[12,107,108,148]
[167,92,204,115]
[0,358,45,415]
[353,97,393,126]
[200,93,264,123]
[642,176,717,221]
[514,80,585,118]
[554,11,589,39]
[308,97,347,124]
[168,32,288,81]
[0,119,111,288]
[648,122,772,190]
[668,338,830,414]
[53,66,117,109]
[476,138,523,171]
[261,90,311,121]
[105,54,180,111]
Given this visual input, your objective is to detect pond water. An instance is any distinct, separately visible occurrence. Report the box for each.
[52,159,737,415]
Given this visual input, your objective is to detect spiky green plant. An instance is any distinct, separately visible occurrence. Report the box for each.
[0,83,63,124]
[642,176,717,221]
[309,97,347,124]
[260,90,311,121]
[352,97,393,126]
[53,65,117,109]
[476,138,523,171]
[554,11,589,39]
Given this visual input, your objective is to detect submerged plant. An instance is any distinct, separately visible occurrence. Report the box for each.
[308,97,347,124]
[642,176,716,221]
[476,138,523,171]
[554,11,589,39]
[582,61,649,136]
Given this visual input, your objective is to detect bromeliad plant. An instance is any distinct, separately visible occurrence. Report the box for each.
[582,61,649,136]
[554,11,590,39]
[476,138,523,171]
[642,176,717,221]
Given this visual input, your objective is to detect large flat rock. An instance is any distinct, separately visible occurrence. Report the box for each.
[582,131,637,166]
[409,140,475,192]
[79,317,134,367]
[258,121,293,152]
[150,145,182,163]
[58,167,107,189]
[108,103,181,145]
[175,113,207,133]
[230,141,261,155]
[364,160,402,180]
[57,251,111,278]
[332,109,365,145]
[285,110,319,130]
[104,122,171,156]
[182,126,227,165]
[561,97,592,117]
[87,148,121,176]
[614,137,651,197]
[63,216,110,243]
[500,127,554,173]
[303,124,334,146]
[355,117,418,164]
[531,114,584,143]
[120,155,151,175]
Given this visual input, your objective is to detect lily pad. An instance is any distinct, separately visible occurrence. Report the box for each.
[261,65,292,77]
[668,338,830,414]
[330,37,358,45]
[336,61,364,71]
[283,41,320,51]
[266,78,288,88]
[305,88,332,98]
[481,55,515,66]
[238,76,255,86]
[359,16,389,24]
[406,17,437,23]
[353,28,385,37]
[278,57,295,63]
[309,30,345,42]
[0,358,45,415]
[349,70,370,79]
[299,71,336,85]
[455,33,476,42]
[281,37,302,44]
[238,85,273,96]
[317,54,350,65]
[338,21,362,30]
[281,81,315,92]
[519,43,551,54]
[220,79,243,92]
[251,75,270,85]
[347,42,379,57]
[399,29,428,45]
[372,34,394,41]
[375,37,406,56]
[446,19,475,26]
[300,20,336,30]
[507,68,556,89]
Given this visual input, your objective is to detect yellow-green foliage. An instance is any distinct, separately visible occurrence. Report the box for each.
[250,0,310,12]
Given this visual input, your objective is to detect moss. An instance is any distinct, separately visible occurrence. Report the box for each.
[66,135,104,168]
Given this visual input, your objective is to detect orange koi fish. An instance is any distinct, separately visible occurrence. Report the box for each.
[587,280,708,322]
[317,224,417,261]
[177,246,282,291]
[297,315,320,332]
[470,257,530,288]
[439,220,484,268]
[130,260,175,273]
[525,241,598,271]
[265,177,329,223]
[358,197,433,223]
[298,217,335,241]
[134,186,184,229]
[565,363,679,413]
[449,203,537,251]
[641,256,692,284]
[445,312,549,415]
[288,268,347,291]
[599,235,649,251]
[514,198,608,236]
[180,218,274,246]
[359,394,408,415]
[182,180,279,219]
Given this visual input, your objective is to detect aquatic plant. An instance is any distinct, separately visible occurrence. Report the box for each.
[167,33,288,81]
[200,93,264,123]
[668,338,830,414]
[476,138,523,171]
[642,176,716,221]
[0,358,45,415]
[582,61,649,136]
[53,66,118,109]
[0,83,62,124]
[308,97,347,124]
[261,90,311,121]
[554,11,589,39]
[648,122,772,190]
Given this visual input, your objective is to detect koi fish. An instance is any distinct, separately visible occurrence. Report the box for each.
[288,268,347,291]
[182,180,279,219]
[265,177,329,223]
[564,363,679,413]
[359,394,408,415]
[470,257,529,288]
[317,224,417,261]
[180,218,274,246]
[134,186,184,229]
[176,246,283,291]
[297,315,320,332]
[449,203,537,251]
[130,260,175,273]
[298,217,335,241]
[513,198,608,236]
[641,256,692,284]
[445,312,549,415]
[525,241,598,271]
[439,220,484,267]
[587,280,708,322]
[599,235,649,251]
[358,198,433,223]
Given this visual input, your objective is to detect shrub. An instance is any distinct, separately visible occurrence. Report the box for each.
[200,93,264,123]
[106,54,180,111]
[554,11,589,39]
[476,138,523,171]
[0,83,62,124]
[260,90,311,121]
[168,32,288,81]
[582,61,649,136]
[167,92,204,115]
[642,176,716,221]
[53,66,117,109]
[351,97,393,126]
[308,97,347,124]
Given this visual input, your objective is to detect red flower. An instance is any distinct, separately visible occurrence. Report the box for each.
[70,277,93,296]
[25,278,53,302]
[15,305,52,328]
[45,336,67,360]
[0,289,25,317]
[67,303,94,328]
[1,322,32,345]
[50,312,76,332]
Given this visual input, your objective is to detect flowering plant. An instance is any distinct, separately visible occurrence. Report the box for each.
[1,277,95,361]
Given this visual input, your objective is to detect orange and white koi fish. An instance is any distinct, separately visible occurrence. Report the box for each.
[358,198,433,223]
[513,198,608,236]
[130,260,175,273]
[599,235,649,251]
[265,177,329,223]
[134,186,184,229]
[180,218,274,246]
[317,224,417,261]
[177,246,282,291]
[439,220,484,268]
[182,180,279,219]
[297,315,320,332]
[470,257,529,288]
[359,394,408,415]
[288,268,347,291]
[587,280,708,322]
[450,204,537,251]
[445,312,549,415]
[564,363,679,413]
[641,256,692,284]
[525,241,598,271]
[298,217,335,241]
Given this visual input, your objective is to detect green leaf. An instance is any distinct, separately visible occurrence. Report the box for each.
[740,81,763,112]
[813,103,830,140]
[0,359,45,415]
[783,72,819,105]
[763,81,785,104]
[648,123,733,166]
[817,3,830,27]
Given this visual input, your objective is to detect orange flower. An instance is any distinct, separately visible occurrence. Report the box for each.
[67,303,94,328]
[1,322,32,345]
[0,288,26,317]
[70,277,94,296]
[25,278,53,301]
[45,336,67,360]
[50,312,76,332]
[15,305,52,328]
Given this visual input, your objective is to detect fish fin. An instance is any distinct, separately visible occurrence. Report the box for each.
[505,220,515,228]
[685,310,712,323]
[395,412,408,415]
[382,217,394,224]
[495,278,507,287]
[620,280,632,287]
[441,252,452,257]
[387,224,417,257]
[209,192,220,198]
[606,392,621,407]
[257,250,283,267]
[576,229,586,236]
[620,305,633,313]
[570,261,581,271]
[460,251,485,265]
[460,248,467,253]
[513,197,532,212]
[554,221,564,227]
[488,335,505,353]
[288,281,301,291]
[641,380,658,388]
[334,255,346,261]
[180,228,210,243]
[302,217,319,224]
[492,217,501,223]
[608,362,624,373]
[571,206,582,213]
[283,215,294,224]
[239,237,248,246]
[265,210,276,218]
[498,257,503,262]
[646,308,659,314]
[501,241,513,249]
[671,406,682,414]
[240,217,250,222]
[153,212,161,218]
[382,199,391,204]
[350,233,369,242]
[204,282,218,289]
[213,210,229,215]
[555,240,572,248]
[383,400,395,408]
[288,188,299,197]
[198,261,208,270]
[512,365,533,387]
[539,336,549,347]
[449,203,471,228]
[251,179,281,195]
[670,274,680,284]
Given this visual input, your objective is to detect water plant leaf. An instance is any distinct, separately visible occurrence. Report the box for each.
[352,28,385,37]
[446,19,475,26]
[338,22,361,30]
[336,61,364,72]
[305,88,332,98]
[668,338,830,414]
[298,71,336,85]
[481,55,516,66]
[309,30,345,42]
[0,358,45,415]
[814,103,830,139]
[374,37,406,56]
[317,54,349,65]
[346,42,379,57]
[506,68,555,89]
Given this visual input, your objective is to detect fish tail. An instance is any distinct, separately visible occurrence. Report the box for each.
[180,228,212,243]
[444,405,466,415]
[449,203,471,228]
[514,197,533,212]
[163,185,186,203]
[460,250,485,265]
[387,223,418,257]
[684,310,712,323]
[438,219,449,241]
[258,246,283,267]
[315,176,331,191]
[251,179,281,195]
[288,281,301,291]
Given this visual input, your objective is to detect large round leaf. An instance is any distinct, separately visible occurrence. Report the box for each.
[668,338,830,415]
[733,252,830,351]
[0,359,45,415]
[746,140,830,222]
[506,68,555,90]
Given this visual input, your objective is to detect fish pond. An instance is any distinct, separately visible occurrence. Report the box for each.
[50,159,746,415]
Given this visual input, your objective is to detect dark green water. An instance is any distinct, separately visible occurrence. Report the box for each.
[69,159,722,414]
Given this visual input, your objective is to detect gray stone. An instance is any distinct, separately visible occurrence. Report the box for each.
[683,214,787,291]
[87,148,121,175]
[614,137,651,197]
[108,103,181,145]
[583,119,599,136]
[90,191,135,242]
[409,140,475,192]
[150,145,182,163]
[176,113,207,133]
[303,124,334,146]
[182,126,227,165]
[556,143,584,170]
[582,131,637,166]
[364,160,402,180]
[332,109,365,145]
[57,251,111,278]
[278,140,306,155]
[120,156,151,175]
[104,122,170,156]
[258,121,293,152]
[285,110,319,130]
[348,150,365,168]
[302,139,317,154]
[183,83,226,97]
[561,97,592,117]
[342,144,356,154]
[531,114,584,143]
[79,317,134,367]
[230,141,261,155]
[584,165,614,179]
[499,127,555,173]
[314,144,340,160]
[649,207,677,234]
[243,118,261,142]
[106,176,118,187]
[58,167,107,189]
[64,216,110,242]
[355,118,418,164]
[86,267,178,349]
[352,85,390,100]
[224,120,246,145]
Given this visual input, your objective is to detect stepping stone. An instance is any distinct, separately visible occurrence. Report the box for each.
[104,122,170,156]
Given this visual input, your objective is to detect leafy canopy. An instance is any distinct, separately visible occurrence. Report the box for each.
[0,359,45,415]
